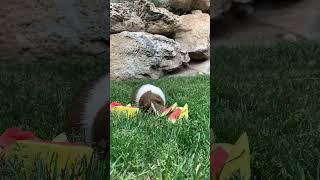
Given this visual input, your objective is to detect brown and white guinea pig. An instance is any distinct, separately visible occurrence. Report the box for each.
[66,81,164,151]
[66,74,109,153]
[131,84,166,114]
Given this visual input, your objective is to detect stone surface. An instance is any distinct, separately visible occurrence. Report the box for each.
[175,11,210,61]
[233,0,252,3]
[110,31,190,80]
[212,0,232,19]
[213,0,320,47]
[212,0,254,19]
[167,60,210,77]
[169,0,210,12]
[110,0,178,35]
[0,0,107,62]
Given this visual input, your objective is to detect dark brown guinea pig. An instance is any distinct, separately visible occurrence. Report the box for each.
[131,84,166,114]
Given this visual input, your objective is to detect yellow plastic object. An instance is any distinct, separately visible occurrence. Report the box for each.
[178,103,189,120]
[2,140,93,176]
[216,133,251,180]
[111,104,139,118]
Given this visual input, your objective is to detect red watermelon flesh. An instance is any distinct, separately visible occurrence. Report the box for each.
[168,108,182,122]
[0,128,36,148]
[161,103,177,116]
[110,102,122,110]
[211,146,229,178]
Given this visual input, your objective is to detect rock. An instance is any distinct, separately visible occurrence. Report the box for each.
[110,0,178,35]
[277,33,299,42]
[169,0,192,12]
[231,3,255,19]
[0,0,107,62]
[169,0,210,12]
[233,0,252,3]
[110,31,190,80]
[175,11,210,61]
[167,59,210,77]
[212,0,254,19]
[212,0,232,19]
[192,0,210,12]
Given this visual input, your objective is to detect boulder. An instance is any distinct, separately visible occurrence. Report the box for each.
[110,31,190,80]
[233,0,252,3]
[175,10,210,61]
[110,0,178,35]
[0,0,107,62]
[169,0,210,12]
[212,0,232,19]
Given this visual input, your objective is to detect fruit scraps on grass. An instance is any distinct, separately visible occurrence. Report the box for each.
[110,101,189,122]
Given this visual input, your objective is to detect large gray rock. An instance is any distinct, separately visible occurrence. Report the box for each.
[212,0,232,19]
[0,0,107,62]
[175,10,210,61]
[110,0,178,35]
[212,0,254,19]
[169,0,210,12]
[110,31,190,80]
[233,0,252,3]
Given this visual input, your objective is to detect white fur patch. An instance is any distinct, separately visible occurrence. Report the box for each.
[82,75,108,145]
[135,84,166,106]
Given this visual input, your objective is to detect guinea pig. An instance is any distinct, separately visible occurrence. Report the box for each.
[131,84,166,114]
[66,74,109,156]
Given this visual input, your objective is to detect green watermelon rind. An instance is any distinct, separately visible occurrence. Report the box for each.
[160,103,178,117]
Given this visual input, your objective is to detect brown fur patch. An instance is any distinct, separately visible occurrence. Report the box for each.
[66,75,109,156]
[139,91,165,112]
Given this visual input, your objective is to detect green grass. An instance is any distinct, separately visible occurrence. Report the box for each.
[212,41,320,179]
[110,76,210,179]
[0,58,108,179]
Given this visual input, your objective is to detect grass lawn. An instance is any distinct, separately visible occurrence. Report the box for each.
[0,58,108,179]
[212,41,320,179]
[110,75,210,179]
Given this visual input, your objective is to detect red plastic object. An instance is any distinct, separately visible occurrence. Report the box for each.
[211,145,229,179]
[110,102,122,110]
[0,128,36,148]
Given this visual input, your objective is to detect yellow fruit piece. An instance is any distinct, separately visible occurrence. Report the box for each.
[111,105,139,118]
[2,140,93,177]
[52,133,68,142]
[217,133,251,180]
[178,103,189,120]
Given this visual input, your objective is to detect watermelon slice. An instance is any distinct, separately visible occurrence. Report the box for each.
[211,145,229,178]
[167,103,189,123]
[168,108,182,123]
[110,102,122,110]
[160,103,178,117]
